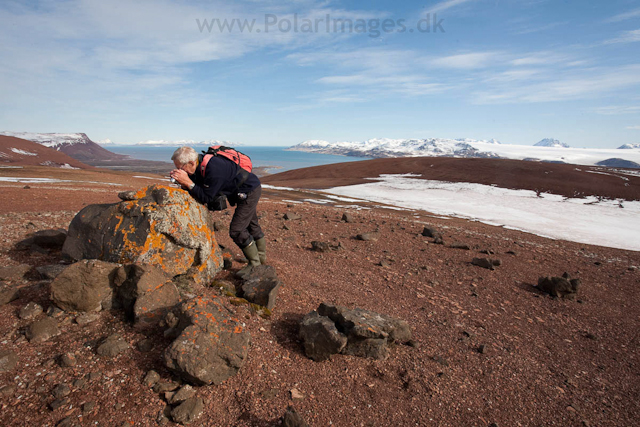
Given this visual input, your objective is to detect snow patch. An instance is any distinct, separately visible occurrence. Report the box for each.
[11,148,38,156]
[325,174,640,251]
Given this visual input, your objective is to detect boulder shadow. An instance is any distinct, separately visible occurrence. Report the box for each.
[515,281,545,296]
[270,311,306,357]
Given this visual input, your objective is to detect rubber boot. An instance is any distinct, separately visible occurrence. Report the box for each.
[237,241,261,278]
[255,237,266,265]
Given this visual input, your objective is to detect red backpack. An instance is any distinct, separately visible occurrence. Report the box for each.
[200,145,253,177]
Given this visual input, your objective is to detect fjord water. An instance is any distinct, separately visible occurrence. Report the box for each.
[107,145,371,173]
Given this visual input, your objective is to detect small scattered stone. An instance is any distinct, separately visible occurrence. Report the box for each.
[379,259,391,268]
[114,402,125,410]
[154,381,181,393]
[47,306,64,318]
[310,241,331,252]
[356,232,379,242]
[26,317,60,343]
[0,282,20,306]
[19,302,43,320]
[341,213,354,223]
[87,372,101,382]
[471,257,501,270]
[96,334,130,357]
[75,313,100,325]
[478,344,489,354]
[171,397,204,424]
[0,350,18,373]
[56,416,74,427]
[73,378,86,389]
[283,212,301,221]
[290,388,304,401]
[137,338,154,353]
[143,370,161,387]
[0,384,16,397]
[421,227,438,237]
[407,339,419,348]
[52,383,71,399]
[49,397,70,410]
[59,353,77,367]
[169,385,196,405]
[82,401,95,415]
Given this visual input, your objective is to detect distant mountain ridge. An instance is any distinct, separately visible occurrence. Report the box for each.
[618,143,640,149]
[534,138,570,148]
[0,135,91,168]
[0,131,127,163]
[289,138,502,159]
[289,137,640,168]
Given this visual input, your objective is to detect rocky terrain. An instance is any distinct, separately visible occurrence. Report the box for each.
[0,160,639,427]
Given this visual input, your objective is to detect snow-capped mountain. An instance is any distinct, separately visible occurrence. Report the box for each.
[289,138,502,159]
[618,143,640,149]
[0,131,127,162]
[534,138,570,148]
[135,139,242,147]
[289,138,640,168]
[0,131,95,150]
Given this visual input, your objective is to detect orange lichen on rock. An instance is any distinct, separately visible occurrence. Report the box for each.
[63,185,223,284]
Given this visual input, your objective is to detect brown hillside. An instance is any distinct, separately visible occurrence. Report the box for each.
[0,136,91,169]
[263,156,640,201]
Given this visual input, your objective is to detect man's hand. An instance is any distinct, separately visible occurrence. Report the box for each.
[170,169,194,189]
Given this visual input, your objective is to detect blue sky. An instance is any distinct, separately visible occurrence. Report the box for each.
[0,0,639,147]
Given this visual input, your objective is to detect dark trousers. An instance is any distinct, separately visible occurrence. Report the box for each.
[229,185,264,249]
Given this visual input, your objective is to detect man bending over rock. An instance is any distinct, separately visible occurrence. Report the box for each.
[170,146,266,274]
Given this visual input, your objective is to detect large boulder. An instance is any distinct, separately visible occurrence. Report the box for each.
[164,297,251,386]
[50,260,120,312]
[299,303,412,361]
[62,185,223,285]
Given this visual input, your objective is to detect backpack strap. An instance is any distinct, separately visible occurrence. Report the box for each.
[200,153,213,177]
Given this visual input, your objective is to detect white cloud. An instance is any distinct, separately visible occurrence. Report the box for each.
[424,0,477,14]
[595,106,640,115]
[473,65,640,104]
[626,125,640,130]
[606,8,640,23]
[431,52,499,69]
[603,29,640,44]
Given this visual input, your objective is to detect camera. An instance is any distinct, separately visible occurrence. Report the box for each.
[170,177,177,184]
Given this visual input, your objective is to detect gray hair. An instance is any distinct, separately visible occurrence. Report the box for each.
[171,146,198,165]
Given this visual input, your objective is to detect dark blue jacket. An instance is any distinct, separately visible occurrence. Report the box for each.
[187,155,260,206]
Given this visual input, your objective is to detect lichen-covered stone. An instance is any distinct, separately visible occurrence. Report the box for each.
[164,297,250,385]
[62,185,223,285]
